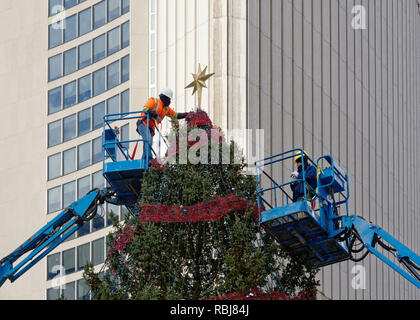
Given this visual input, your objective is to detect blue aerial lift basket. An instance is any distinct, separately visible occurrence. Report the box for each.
[256,149,420,289]
[256,149,351,268]
[102,111,168,215]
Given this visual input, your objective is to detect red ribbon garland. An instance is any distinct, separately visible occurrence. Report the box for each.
[138,194,260,224]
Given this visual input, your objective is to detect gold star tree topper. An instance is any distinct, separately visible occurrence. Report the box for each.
[185,64,215,110]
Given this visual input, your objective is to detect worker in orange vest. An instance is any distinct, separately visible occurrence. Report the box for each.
[136,88,188,164]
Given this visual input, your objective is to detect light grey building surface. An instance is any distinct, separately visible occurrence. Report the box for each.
[0,0,419,300]
[247,0,420,300]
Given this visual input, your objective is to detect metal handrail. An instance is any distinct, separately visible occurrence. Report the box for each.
[102,111,169,166]
[256,149,316,212]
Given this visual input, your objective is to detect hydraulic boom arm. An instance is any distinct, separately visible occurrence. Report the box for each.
[341,216,420,289]
[0,188,116,287]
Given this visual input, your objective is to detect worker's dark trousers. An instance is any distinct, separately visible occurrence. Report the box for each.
[137,122,154,163]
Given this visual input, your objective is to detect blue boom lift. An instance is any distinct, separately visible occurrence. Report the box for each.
[0,111,167,287]
[256,149,420,289]
[1,117,419,294]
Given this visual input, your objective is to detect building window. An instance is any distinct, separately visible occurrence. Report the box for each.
[48,21,129,83]
[78,7,92,37]
[47,253,61,280]
[92,171,105,189]
[78,74,92,103]
[93,34,106,63]
[63,81,77,108]
[48,153,62,181]
[92,238,105,265]
[122,0,130,15]
[121,89,129,115]
[48,186,61,214]
[63,181,76,208]
[64,14,77,43]
[78,108,91,136]
[78,221,91,238]
[48,54,62,82]
[93,101,105,130]
[62,281,76,300]
[49,23,63,49]
[77,175,91,200]
[63,114,77,142]
[92,137,102,164]
[64,0,78,10]
[48,120,62,148]
[49,0,63,17]
[108,0,121,22]
[78,41,91,70]
[107,94,119,116]
[121,21,129,48]
[107,26,120,56]
[107,204,119,225]
[63,147,76,175]
[121,55,129,83]
[93,0,106,29]
[77,279,90,300]
[92,214,105,233]
[78,141,91,170]
[47,287,60,300]
[93,67,106,96]
[48,87,62,115]
[64,48,77,76]
[107,61,120,89]
[77,243,90,271]
[62,248,75,275]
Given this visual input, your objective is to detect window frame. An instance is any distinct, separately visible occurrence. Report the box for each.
[107,26,121,56]
[63,147,77,176]
[78,40,92,70]
[93,67,106,97]
[77,243,91,272]
[77,74,92,104]
[48,86,63,115]
[78,6,92,37]
[63,47,77,76]
[107,60,120,90]
[78,108,92,137]
[48,0,64,17]
[62,180,76,209]
[48,152,62,181]
[48,119,63,148]
[63,80,77,109]
[63,13,78,43]
[93,0,106,30]
[63,114,77,142]
[48,53,63,82]
[48,185,62,214]
[77,141,92,170]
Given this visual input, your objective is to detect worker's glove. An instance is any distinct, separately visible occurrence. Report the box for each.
[176,112,188,120]
[291,171,299,179]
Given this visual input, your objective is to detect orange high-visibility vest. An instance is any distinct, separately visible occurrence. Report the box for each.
[140,97,177,131]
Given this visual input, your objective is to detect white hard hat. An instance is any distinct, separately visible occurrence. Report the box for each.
[159,88,173,100]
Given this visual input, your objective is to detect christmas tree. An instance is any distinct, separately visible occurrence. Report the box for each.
[84,111,319,300]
